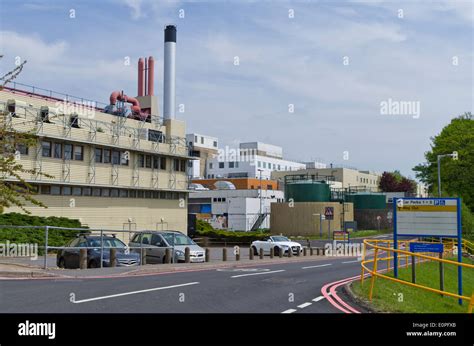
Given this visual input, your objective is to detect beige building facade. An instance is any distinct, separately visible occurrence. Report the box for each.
[1,87,190,234]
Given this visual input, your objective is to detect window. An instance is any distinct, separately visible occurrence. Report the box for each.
[229,162,234,168]
[201,137,204,144]
[213,141,217,147]
[41,185,51,195]
[103,149,111,164]
[194,135,197,142]
[64,144,73,160]
[180,159,186,172]
[41,141,51,157]
[17,144,28,155]
[263,162,266,168]
[209,163,213,169]
[174,159,180,171]
[160,157,166,170]
[153,191,159,198]
[148,129,164,143]
[70,115,79,128]
[95,148,102,163]
[222,198,226,202]
[145,191,152,198]
[72,187,82,196]
[145,155,152,168]
[219,162,224,169]
[119,189,128,198]
[61,186,72,195]
[235,162,239,168]
[153,156,159,169]
[101,188,110,197]
[110,189,119,197]
[112,151,120,165]
[267,184,272,190]
[258,161,261,168]
[92,188,101,196]
[278,165,281,170]
[74,146,83,161]
[120,152,128,165]
[129,190,137,198]
[83,187,92,196]
[138,154,144,168]
[160,191,166,199]
[51,186,61,195]
[137,190,144,198]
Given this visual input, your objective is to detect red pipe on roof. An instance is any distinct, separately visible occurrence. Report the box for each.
[147,56,154,96]
[110,91,141,114]
[138,58,144,97]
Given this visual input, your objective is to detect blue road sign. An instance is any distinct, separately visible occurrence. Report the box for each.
[409,242,444,253]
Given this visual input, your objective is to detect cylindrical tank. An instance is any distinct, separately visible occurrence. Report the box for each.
[138,58,144,97]
[163,25,176,120]
[285,181,331,202]
[147,56,154,96]
[345,193,386,209]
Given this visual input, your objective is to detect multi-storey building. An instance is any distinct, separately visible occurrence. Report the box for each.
[186,133,218,179]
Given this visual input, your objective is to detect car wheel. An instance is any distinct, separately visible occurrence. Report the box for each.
[252,246,258,256]
[88,260,99,269]
[58,257,65,268]
[274,247,280,256]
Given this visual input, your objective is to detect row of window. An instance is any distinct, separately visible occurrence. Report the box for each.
[358,177,377,185]
[209,161,294,171]
[193,135,218,147]
[38,185,186,200]
[42,141,84,161]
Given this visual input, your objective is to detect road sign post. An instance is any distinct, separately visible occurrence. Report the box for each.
[394,197,462,305]
[324,207,334,239]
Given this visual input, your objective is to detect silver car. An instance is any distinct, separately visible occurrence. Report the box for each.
[129,231,205,264]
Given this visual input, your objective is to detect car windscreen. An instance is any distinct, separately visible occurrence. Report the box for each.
[271,236,290,242]
[162,233,195,246]
[88,238,126,248]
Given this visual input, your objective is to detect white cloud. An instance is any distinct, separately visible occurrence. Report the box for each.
[123,0,144,20]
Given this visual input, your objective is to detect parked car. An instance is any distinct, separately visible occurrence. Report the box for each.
[251,236,303,256]
[57,234,141,269]
[129,231,205,263]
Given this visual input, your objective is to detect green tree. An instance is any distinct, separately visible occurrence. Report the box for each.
[413,112,474,212]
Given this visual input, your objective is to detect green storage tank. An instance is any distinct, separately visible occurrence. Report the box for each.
[346,193,386,209]
[285,181,331,202]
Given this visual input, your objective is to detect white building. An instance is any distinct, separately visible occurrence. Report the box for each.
[206,142,310,180]
[186,133,219,179]
[188,188,285,231]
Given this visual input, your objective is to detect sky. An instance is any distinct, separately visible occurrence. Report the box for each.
[0,0,472,179]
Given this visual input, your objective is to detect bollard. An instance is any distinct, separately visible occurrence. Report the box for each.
[165,248,171,264]
[205,248,210,262]
[110,248,116,267]
[222,248,227,261]
[185,247,190,263]
[303,248,307,256]
[79,249,87,269]
[288,248,292,258]
[310,248,314,256]
[259,248,264,259]
[236,251,240,261]
[279,248,283,258]
[322,248,326,256]
[249,247,254,260]
[296,247,300,256]
[141,248,147,265]
[270,247,274,259]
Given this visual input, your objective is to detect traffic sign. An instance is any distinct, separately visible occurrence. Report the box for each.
[324,207,334,220]
[409,242,444,253]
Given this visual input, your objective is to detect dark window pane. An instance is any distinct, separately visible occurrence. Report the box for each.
[102,188,110,197]
[160,157,166,170]
[51,186,61,195]
[41,185,51,194]
[138,154,144,168]
[145,191,152,198]
[112,151,120,165]
[121,152,129,166]
[159,191,166,199]
[119,189,128,198]
[72,187,82,196]
[137,190,144,198]
[17,144,28,155]
[95,148,102,163]
[62,186,72,195]
[153,156,159,169]
[93,188,101,196]
[64,144,73,160]
[145,155,152,168]
[103,149,111,164]
[41,141,51,157]
[74,146,83,160]
[129,190,137,198]
[83,187,92,196]
[110,189,119,197]
[53,143,62,159]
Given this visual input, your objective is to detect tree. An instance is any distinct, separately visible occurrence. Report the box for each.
[379,171,416,194]
[0,55,51,214]
[413,112,474,212]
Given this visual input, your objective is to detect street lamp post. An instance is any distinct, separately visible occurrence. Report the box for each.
[437,151,458,197]
[258,169,263,215]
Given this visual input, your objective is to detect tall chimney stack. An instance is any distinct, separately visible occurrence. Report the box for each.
[163,25,176,120]
[137,58,144,97]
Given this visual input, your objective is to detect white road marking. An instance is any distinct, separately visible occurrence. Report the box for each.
[301,264,332,269]
[72,282,199,304]
[281,309,297,314]
[231,269,285,278]
[342,260,360,264]
[312,296,325,302]
[297,302,312,308]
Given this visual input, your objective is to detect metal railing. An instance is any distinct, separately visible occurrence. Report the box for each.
[360,238,474,313]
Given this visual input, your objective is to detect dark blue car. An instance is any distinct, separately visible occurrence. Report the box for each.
[57,235,141,269]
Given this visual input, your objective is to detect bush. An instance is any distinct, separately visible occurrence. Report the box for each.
[0,213,88,251]
[195,220,270,242]
[461,201,474,240]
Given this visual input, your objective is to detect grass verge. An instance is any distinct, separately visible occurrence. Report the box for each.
[351,256,473,313]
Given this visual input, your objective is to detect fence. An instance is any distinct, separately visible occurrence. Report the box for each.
[360,238,474,313]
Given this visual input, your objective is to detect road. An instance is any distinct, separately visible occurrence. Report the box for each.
[0,253,395,313]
